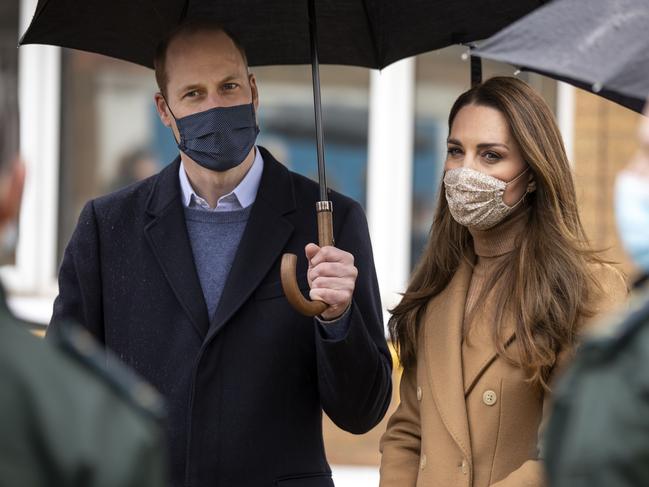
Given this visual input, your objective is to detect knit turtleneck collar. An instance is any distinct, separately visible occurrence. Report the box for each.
[468,206,530,258]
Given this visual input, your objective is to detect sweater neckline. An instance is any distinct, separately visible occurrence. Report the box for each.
[468,206,529,258]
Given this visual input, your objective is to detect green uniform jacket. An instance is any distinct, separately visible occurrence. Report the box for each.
[0,288,167,487]
[545,276,649,487]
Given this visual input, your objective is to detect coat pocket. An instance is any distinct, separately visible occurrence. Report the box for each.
[275,472,334,487]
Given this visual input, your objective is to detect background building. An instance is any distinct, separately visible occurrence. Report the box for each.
[3,0,643,483]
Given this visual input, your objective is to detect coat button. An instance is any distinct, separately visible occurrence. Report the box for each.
[482,390,497,406]
[420,454,427,470]
[460,459,468,474]
[416,386,422,401]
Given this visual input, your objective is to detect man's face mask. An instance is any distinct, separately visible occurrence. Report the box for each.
[167,101,259,172]
[444,166,530,230]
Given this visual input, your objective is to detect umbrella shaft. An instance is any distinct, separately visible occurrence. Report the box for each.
[308,0,328,202]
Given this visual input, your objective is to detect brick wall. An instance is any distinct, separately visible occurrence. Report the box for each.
[572,90,642,279]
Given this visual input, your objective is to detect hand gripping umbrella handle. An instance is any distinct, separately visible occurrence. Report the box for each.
[281,201,333,316]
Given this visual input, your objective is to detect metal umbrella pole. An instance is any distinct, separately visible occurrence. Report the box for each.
[280,0,334,316]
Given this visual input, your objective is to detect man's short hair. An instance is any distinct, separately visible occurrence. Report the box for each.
[153,19,249,98]
[0,61,19,173]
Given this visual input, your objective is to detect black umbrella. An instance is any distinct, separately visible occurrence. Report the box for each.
[20,0,545,315]
[473,0,649,114]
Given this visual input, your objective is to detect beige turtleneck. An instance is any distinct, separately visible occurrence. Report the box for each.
[462,207,529,387]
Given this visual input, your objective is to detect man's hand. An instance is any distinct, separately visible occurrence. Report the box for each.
[305,243,358,321]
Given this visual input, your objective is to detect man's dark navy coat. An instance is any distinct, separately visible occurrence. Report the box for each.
[50,147,392,487]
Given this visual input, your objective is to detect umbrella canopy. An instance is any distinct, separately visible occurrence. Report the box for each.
[21,0,544,70]
[20,0,546,316]
[473,0,649,113]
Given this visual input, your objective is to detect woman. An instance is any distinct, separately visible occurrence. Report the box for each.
[379,77,627,487]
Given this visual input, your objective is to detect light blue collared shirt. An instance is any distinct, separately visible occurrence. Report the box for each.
[178,147,264,211]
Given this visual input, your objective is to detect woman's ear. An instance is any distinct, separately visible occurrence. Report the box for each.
[525,169,537,193]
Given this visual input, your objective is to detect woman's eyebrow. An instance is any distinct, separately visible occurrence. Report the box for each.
[476,143,509,150]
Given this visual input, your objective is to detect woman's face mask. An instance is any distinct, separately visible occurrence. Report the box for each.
[444,166,530,230]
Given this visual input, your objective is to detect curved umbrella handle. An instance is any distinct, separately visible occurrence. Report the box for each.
[281,201,334,317]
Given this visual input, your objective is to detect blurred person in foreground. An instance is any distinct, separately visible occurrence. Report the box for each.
[379,77,627,487]
[545,102,649,487]
[49,19,391,487]
[0,71,167,486]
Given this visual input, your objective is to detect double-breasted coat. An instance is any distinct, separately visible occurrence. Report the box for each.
[49,147,393,487]
[380,257,626,487]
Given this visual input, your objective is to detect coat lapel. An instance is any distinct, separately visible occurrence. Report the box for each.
[144,158,210,339]
[423,257,473,461]
[462,295,517,396]
[207,148,296,340]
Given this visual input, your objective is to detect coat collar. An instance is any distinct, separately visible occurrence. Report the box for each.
[143,148,297,342]
[461,259,517,396]
[422,256,517,461]
[207,147,296,340]
[144,157,211,338]
[423,257,473,461]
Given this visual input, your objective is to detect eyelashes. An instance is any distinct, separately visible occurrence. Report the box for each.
[446,147,503,162]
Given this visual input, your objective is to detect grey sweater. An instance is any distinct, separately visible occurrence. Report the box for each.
[184,205,252,319]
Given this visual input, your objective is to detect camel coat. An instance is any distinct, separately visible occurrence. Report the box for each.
[380,258,627,487]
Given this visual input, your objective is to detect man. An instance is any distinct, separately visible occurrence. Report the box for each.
[0,69,166,485]
[544,103,649,486]
[50,20,392,487]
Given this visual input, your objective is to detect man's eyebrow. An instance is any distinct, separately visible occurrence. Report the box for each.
[447,138,462,145]
[220,75,241,84]
[176,83,203,94]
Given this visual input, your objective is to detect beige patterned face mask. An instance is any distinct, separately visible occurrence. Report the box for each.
[443,166,529,230]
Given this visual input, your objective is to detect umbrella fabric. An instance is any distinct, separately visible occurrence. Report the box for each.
[20,0,544,70]
[473,0,649,113]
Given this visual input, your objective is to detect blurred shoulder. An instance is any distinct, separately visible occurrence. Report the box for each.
[590,262,628,306]
[577,283,649,362]
[589,262,627,288]
[581,262,629,334]
[49,322,165,422]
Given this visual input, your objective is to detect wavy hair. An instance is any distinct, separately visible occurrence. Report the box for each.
[389,76,606,389]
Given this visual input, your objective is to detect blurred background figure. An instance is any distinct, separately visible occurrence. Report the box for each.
[108,146,159,192]
[545,102,649,487]
[615,106,649,287]
[0,66,168,487]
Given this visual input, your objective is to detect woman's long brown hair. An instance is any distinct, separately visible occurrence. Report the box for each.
[389,77,605,389]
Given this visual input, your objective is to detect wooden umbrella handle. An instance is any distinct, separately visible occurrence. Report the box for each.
[281,201,334,317]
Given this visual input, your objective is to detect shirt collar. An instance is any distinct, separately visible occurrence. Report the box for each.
[178,147,264,211]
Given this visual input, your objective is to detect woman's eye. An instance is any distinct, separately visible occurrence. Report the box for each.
[483,151,502,161]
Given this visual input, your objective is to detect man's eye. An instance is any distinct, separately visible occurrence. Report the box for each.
[223,83,238,90]
[184,90,200,98]
[447,147,462,156]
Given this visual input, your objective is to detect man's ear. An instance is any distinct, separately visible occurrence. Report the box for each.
[154,92,173,128]
[249,73,259,111]
[0,158,25,225]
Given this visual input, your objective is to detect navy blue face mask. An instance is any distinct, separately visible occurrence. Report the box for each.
[168,101,260,172]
